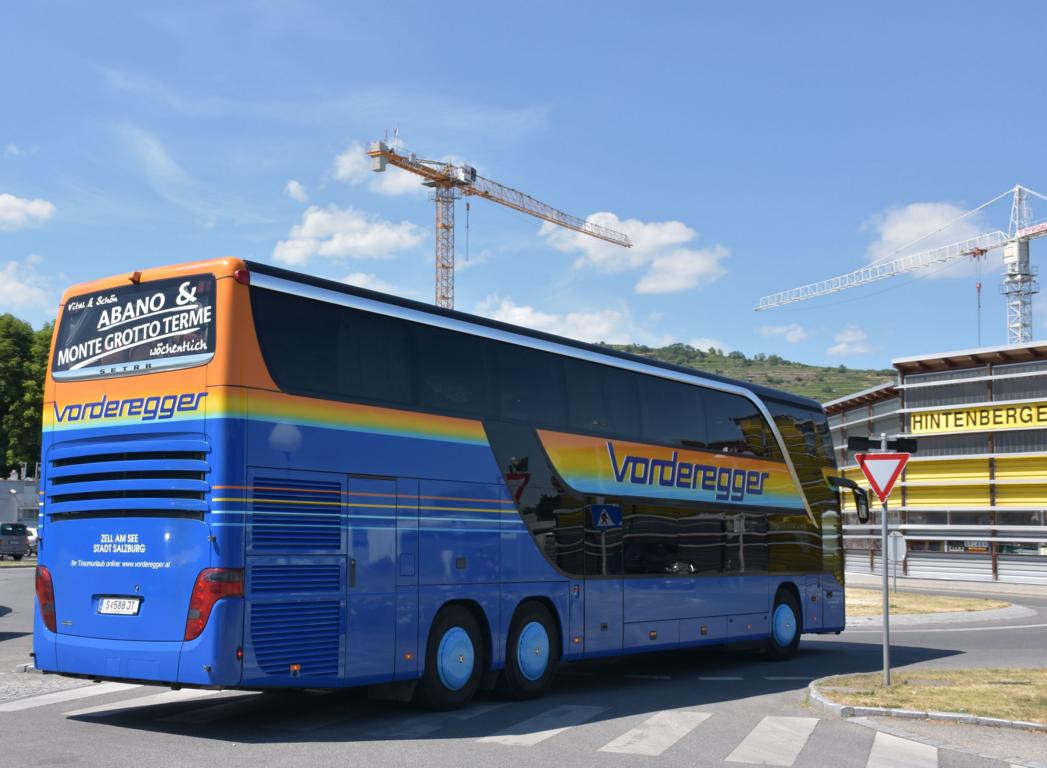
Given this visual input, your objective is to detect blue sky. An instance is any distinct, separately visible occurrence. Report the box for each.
[3,1,1047,367]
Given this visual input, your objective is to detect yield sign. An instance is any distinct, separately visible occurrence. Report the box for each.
[855,452,910,503]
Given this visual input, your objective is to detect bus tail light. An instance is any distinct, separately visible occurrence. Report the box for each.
[184,568,243,641]
[36,566,57,633]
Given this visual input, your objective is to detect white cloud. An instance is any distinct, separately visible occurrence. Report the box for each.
[5,143,36,157]
[333,140,425,197]
[273,204,424,265]
[333,141,371,184]
[370,167,423,196]
[758,323,808,343]
[540,212,728,294]
[0,255,57,315]
[284,180,308,203]
[342,272,400,294]
[863,201,991,279]
[0,193,55,231]
[827,325,871,356]
[475,295,672,346]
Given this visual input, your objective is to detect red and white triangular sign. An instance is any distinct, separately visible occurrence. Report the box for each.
[855,452,910,503]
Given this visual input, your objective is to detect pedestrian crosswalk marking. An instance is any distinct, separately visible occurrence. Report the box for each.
[64,687,221,718]
[0,682,140,713]
[599,710,711,756]
[725,715,819,766]
[865,732,937,768]
[478,704,607,746]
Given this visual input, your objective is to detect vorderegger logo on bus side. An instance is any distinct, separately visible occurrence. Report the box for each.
[52,392,207,424]
[606,442,769,503]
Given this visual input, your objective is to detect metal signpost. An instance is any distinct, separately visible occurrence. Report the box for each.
[854,435,911,687]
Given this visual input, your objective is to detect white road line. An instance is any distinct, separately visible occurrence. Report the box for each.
[599,710,711,756]
[0,682,141,713]
[865,732,937,768]
[365,702,510,739]
[478,704,607,746]
[725,716,819,766]
[64,688,221,718]
[699,676,744,681]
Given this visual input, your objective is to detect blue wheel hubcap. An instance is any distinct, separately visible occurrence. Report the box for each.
[436,626,475,691]
[516,621,550,681]
[772,603,797,647]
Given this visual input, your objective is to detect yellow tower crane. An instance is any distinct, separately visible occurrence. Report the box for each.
[368,140,632,309]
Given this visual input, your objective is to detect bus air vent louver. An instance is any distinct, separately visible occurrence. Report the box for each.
[249,478,343,552]
[47,434,209,520]
[250,601,341,677]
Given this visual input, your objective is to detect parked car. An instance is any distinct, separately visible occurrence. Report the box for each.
[26,526,38,556]
[0,522,31,560]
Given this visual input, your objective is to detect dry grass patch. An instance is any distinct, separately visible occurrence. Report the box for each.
[846,587,1009,618]
[817,669,1047,725]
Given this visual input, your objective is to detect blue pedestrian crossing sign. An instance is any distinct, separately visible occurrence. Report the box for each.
[590,504,622,529]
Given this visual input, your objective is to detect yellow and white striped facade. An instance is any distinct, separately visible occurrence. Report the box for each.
[827,341,1047,584]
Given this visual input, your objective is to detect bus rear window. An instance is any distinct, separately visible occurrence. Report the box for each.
[52,274,216,380]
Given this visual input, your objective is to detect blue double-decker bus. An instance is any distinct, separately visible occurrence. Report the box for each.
[34,258,850,708]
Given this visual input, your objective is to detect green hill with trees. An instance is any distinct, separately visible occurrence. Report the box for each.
[604,343,894,403]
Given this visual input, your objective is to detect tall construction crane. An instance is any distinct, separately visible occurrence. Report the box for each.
[368,140,632,309]
[755,184,1047,344]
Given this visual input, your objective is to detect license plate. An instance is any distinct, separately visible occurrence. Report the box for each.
[98,597,141,615]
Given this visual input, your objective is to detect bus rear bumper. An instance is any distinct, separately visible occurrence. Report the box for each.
[34,601,243,687]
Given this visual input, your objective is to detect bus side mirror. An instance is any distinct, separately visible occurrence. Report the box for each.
[852,488,870,524]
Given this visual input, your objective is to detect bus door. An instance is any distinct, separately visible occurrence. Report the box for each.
[584,502,623,657]
[344,476,397,684]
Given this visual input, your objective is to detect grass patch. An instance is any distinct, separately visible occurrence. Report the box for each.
[818,669,1047,725]
[846,587,1009,618]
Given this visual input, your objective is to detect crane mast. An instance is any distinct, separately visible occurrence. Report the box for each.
[755,185,1047,345]
[368,141,631,309]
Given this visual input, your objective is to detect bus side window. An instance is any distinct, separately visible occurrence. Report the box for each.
[337,310,413,406]
[414,324,496,417]
[564,360,640,437]
[705,390,782,460]
[638,377,706,448]
[496,345,566,427]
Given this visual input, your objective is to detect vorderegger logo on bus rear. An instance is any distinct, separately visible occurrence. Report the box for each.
[52,392,207,424]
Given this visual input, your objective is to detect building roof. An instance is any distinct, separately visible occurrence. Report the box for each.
[822,381,897,414]
[892,340,1047,374]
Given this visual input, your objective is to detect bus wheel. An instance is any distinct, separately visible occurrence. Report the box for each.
[765,590,801,661]
[498,602,559,699]
[415,605,484,710]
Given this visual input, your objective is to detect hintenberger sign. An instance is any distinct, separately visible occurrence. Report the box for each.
[910,401,1047,434]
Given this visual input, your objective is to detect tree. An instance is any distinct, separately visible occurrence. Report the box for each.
[4,322,53,473]
[0,315,52,476]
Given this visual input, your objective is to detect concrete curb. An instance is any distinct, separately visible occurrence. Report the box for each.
[808,678,1047,732]
[846,603,1036,628]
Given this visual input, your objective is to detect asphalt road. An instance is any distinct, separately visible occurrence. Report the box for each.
[2,567,1045,768]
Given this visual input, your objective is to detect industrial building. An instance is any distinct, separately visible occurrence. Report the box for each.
[827,340,1047,585]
